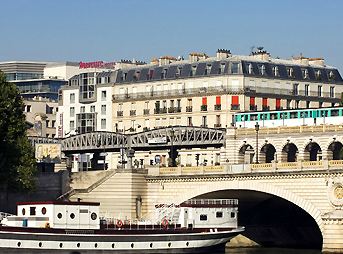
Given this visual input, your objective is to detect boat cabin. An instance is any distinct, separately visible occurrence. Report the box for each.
[1,201,100,229]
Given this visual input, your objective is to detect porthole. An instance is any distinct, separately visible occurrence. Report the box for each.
[168,242,172,247]
[131,243,134,248]
[22,208,25,216]
[17,242,21,247]
[39,242,42,247]
[41,207,47,215]
[150,243,153,248]
[59,243,63,248]
[57,213,62,219]
[112,243,115,248]
[95,243,98,248]
[77,243,80,248]
[70,213,75,219]
[186,242,189,246]
[91,212,97,220]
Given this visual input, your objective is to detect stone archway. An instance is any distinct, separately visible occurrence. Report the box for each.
[261,143,276,163]
[304,142,322,161]
[238,143,254,164]
[282,142,298,162]
[328,141,343,160]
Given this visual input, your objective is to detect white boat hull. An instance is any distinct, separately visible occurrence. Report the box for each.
[0,227,244,253]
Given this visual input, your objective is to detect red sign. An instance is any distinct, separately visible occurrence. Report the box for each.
[79,61,116,69]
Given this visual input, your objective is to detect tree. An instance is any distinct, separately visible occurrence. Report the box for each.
[0,71,36,191]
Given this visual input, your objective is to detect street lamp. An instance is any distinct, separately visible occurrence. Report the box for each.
[255,122,260,164]
[119,124,141,169]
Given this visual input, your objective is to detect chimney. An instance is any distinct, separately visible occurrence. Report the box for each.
[252,47,270,61]
[216,49,231,59]
[308,58,325,67]
[292,54,309,65]
[189,52,208,62]
[159,56,177,66]
[150,58,159,65]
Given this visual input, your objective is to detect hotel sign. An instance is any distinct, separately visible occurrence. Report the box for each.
[79,61,116,69]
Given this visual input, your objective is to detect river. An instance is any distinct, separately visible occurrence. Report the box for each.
[225,247,321,254]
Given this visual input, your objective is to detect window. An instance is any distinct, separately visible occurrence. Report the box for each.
[57,213,62,219]
[101,105,106,115]
[287,67,294,77]
[205,64,211,75]
[329,71,335,80]
[26,105,31,112]
[190,65,196,76]
[305,84,309,96]
[80,106,85,113]
[70,107,75,117]
[293,84,299,95]
[200,214,208,221]
[70,121,75,130]
[272,66,279,76]
[202,116,207,127]
[315,70,321,80]
[318,85,322,97]
[187,117,192,126]
[101,119,106,129]
[231,212,236,218]
[330,86,335,98]
[90,105,95,112]
[231,62,239,74]
[70,93,75,103]
[219,63,225,74]
[258,64,266,75]
[302,69,309,79]
[52,120,56,128]
[101,91,106,101]
[30,207,36,216]
[76,113,96,134]
[216,211,223,218]
[248,63,253,74]
[215,115,221,127]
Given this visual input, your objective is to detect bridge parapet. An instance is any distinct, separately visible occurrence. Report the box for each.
[147,160,343,177]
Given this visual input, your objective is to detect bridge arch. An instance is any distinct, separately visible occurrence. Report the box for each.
[172,180,324,232]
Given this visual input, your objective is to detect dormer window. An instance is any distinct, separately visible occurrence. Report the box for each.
[287,67,294,77]
[248,64,253,74]
[315,70,321,80]
[272,66,279,77]
[161,69,168,79]
[259,64,266,75]
[190,65,196,76]
[219,63,226,74]
[176,66,182,77]
[329,71,335,80]
[205,64,211,75]
[302,69,309,79]
[231,62,239,74]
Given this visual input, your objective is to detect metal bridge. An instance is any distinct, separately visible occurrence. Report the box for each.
[60,126,226,154]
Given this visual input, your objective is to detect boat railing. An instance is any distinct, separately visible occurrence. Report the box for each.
[99,217,181,230]
[0,212,13,222]
[182,199,238,206]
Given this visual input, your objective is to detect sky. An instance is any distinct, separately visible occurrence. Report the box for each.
[0,0,343,71]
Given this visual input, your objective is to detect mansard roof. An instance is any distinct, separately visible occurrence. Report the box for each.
[114,57,343,85]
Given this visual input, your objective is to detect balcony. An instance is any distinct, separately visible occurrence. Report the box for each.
[231,104,240,110]
[168,107,176,113]
[201,105,207,111]
[154,108,161,114]
[143,127,150,131]
[250,105,257,111]
[262,106,270,111]
[176,107,182,112]
[130,110,136,116]
[143,109,150,115]
[214,124,222,128]
[214,104,221,110]
[161,107,167,113]
[186,106,193,112]
[117,111,123,117]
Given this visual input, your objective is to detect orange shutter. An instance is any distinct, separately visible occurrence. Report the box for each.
[250,97,255,105]
[232,96,239,105]
[262,98,268,106]
[276,98,281,108]
[216,96,221,105]
[202,97,207,105]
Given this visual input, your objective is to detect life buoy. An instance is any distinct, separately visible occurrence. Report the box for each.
[116,220,123,228]
[161,218,169,228]
[45,222,50,228]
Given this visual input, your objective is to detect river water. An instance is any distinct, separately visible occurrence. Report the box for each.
[225,247,321,254]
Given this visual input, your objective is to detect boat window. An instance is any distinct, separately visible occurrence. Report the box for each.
[57,213,62,219]
[331,109,339,116]
[231,212,236,218]
[30,207,36,216]
[91,212,97,220]
[200,214,208,221]
[70,213,75,219]
[41,207,47,215]
[22,208,25,215]
[216,211,223,218]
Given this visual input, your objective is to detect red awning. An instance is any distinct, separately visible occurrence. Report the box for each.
[216,96,221,105]
[232,96,239,105]
[250,97,255,105]
[262,98,268,106]
[202,97,207,105]
[276,98,281,108]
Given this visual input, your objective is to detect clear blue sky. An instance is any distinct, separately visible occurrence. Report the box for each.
[1,0,343,71]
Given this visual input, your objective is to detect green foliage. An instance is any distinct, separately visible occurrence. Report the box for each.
[0,71,36,191]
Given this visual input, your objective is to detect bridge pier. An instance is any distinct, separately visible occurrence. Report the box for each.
[322,211,343,253]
